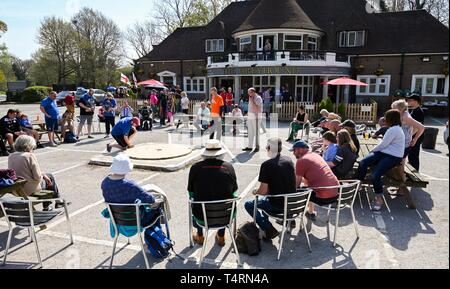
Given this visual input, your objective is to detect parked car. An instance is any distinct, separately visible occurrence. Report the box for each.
[75,88,107,106]
[56,91,75,106]
[444,120,449,150]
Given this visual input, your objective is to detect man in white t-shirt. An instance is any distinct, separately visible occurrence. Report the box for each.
[193,102,210,134]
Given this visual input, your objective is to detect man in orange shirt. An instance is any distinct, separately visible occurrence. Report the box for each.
[207,87,224,140]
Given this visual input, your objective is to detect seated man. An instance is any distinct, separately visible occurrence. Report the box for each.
[291,140,340,221]
[372,117,389,139]
[193,102,210,133]
[231,104,244,136]
[101,154,157,237]
[0,109,25,152]
[107,117,140,153]
[244,138,296,240]
[188,140,238,247]
[18,112,45,149]
[138,101,153,131]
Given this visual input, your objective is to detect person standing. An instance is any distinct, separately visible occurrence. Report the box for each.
[40,91,60,147]
[262,88,272,119]
[243,88,263,152]
[177,91,190,130]
[150,90,159,118]
[167,92,176,126]
[77,88,96,140]
[159,92,168,126]
[225,87,234,114]
[102,92,117,138]
[406,94,425,171]
[207,87,224,140]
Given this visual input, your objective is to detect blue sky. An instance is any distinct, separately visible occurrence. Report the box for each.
[0,0,155,60]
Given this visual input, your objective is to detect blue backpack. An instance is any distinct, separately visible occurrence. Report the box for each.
[144,224,174,259]
[64,132,78,143]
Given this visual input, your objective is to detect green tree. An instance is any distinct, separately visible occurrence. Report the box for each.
[0,20,7,38]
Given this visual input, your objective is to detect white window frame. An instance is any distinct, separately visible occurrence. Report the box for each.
[356,75,391,96]
[239,36,252,52]
[205,39,225,53]
[339,31,365,47]
[157,70,176,86]
[283,34,303,50]
[253,76,276,93]
[411,74,449,97]
[307,36,318,51]
[295,76,315,102]
[183,77,206,94]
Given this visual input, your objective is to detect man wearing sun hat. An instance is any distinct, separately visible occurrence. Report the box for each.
[187,139,238,247]
[107,117,140,153]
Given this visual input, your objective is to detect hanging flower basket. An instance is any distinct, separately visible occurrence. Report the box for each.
[374,68,384,76]
[355,64,365,72]
[443,67,449,76]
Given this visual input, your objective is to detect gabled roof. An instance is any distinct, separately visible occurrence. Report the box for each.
[234,0,323,34]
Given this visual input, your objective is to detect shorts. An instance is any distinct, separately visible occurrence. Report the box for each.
[45,118,59,132]
[112,129,136,148]
[309,191,338,206]
[79,115,93,126]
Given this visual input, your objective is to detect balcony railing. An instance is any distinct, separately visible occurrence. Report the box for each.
[208,50,348,65]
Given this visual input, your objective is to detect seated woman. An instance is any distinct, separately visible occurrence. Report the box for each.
[321,131,338,162]
[8,135,63,211]
[357,110,406,211]
[287,106,310,141]
[101,154,158,238]
[328,130,358,179]
[18,113,45,149]
[340,120,360,155]
[310,120,341,152]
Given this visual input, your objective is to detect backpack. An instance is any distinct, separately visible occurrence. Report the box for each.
[64,132,78,144]
[144,224,174,259]
[235,222,261,256]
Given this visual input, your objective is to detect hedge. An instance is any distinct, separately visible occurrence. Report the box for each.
[21,86,53,103]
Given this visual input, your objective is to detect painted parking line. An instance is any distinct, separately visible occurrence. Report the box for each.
[0,149,62,164]
[373,213,399,268]
[237,176,260,204]
[419,173,449,182]
[421,150,449,160]
[52,163,86,175]
[58,148,105,154]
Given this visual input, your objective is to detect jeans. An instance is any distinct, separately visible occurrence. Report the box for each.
[244,197,282,231]
[40,173,61,209]
[104,116,116,135]
[408,135,424,171]
[193,218,225,237]
[357,152,403,195]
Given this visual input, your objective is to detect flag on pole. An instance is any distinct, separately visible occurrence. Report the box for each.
[120,73,130,85]
[132,72,138,87]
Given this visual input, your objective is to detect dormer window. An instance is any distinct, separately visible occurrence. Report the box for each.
[307,36,318,51]
[339,31,365,47]
[206,39,225,53]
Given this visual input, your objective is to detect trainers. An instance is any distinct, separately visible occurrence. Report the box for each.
[106,144,112,153]
[254,147,260,153]
[242,147,253,152]
[36,143,45,149]
[49,142,57,148]
[263,225,279,240]
[305,212,317,222]
[193,233,205,245]
[43,205,54,212]
[215,234,225,247]
[88,136,94,139]
[104,134,110,139]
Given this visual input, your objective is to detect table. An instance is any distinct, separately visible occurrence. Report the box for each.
[31,120,62,142]
[357,137,429,209]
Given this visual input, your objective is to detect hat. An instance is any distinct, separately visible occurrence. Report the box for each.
[111,154,134,175]
[202,140,227,157]
[341,119,356,129]
[406,93,422,103]
[131,117,141,127]
[289,140,310,151]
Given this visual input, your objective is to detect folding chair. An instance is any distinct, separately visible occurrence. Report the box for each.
[252,189,312,260]
[106,201,169,269]
[0,197,72,268]
[188,198,241,268]
[311,180,361,247]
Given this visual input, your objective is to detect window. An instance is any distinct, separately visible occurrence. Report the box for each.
[307,37,317,51]
[357,75,391,96]
[411,75,449,96]
[284,35,303,50]
[339,31,365,47]
[239,36,252,52]
[253,76,276,93]
[206,39,224,53]
[183,77,206,93]
[295,76,315,102]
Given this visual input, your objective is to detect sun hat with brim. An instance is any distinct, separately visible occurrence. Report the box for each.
[202,140,227,157]
[289,140,310,151]
[111,154,134,175]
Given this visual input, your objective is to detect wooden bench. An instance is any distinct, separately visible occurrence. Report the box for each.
[356,139,429,209]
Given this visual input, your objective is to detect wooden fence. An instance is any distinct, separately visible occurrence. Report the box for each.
[118,98,378,125]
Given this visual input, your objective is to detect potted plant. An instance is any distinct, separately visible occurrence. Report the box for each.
[355,64,365,73]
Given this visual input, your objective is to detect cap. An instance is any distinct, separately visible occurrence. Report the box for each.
[289,140,310,151]
[131,117,141,127]
[406,93,422,103]
[341,119,356,129]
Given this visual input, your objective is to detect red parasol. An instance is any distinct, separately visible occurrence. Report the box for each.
[137,79,166,87]
[321,77,368,86]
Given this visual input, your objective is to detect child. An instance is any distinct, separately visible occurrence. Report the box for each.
[322,131,338,162]
[120,101,134,119]
[20,114,45,149]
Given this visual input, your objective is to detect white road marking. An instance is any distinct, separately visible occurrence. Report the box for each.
[419,173,449,182]
[238,176,260,204]
[421,150,449,160]
[373,213,399,268]
[0,149,62,164]
[52,163,86,175]
[428,117,446,126]
[58,149,105,154]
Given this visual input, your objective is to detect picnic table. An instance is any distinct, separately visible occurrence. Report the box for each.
[32,120,63,142]
[357,137,429,209]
